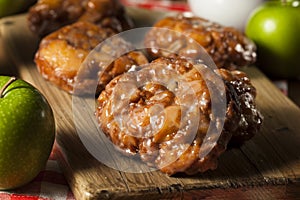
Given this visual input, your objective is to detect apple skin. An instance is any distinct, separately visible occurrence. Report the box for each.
[246,0,300,78]
[0,76,55,190]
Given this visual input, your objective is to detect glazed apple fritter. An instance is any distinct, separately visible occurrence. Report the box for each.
[35,21,148,95]
[96,56,263,175]
[28,0,134,36]
[144,14,257,70]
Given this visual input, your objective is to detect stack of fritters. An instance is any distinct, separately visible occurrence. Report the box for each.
[30,1,263,175]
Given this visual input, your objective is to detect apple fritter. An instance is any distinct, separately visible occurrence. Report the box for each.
[144,14,257,70]
[96,56,263,175]
[28,0,134,36]
[35,21,148,95]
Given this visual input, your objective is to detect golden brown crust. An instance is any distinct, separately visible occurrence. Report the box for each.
[35,21,115,93]
[28,0,134,36]
[144,14,257,70]
[96,56,262,175]
[35,21,148,95]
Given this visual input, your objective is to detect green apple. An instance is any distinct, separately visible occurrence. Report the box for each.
[0,76,55,190]
[0,0,36,18]
[246,0,300,78]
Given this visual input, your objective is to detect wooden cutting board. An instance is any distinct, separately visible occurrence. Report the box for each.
[1,12,300,200]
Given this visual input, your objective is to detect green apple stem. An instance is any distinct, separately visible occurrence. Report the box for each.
[0,77,17,98]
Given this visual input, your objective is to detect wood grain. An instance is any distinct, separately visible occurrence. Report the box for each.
[1,13,300,199]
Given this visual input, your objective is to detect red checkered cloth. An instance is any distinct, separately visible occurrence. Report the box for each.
[120,0,190,12]
[0,144,75,200]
